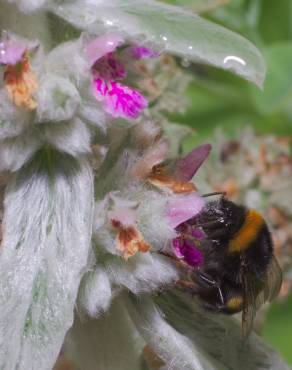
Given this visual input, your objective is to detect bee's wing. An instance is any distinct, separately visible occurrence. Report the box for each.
[241,255,282,339]
[241,271,259,339]
[252,255,282,308]
[264,255,282,301]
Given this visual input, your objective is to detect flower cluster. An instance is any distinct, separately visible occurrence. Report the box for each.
[0,2,287,370]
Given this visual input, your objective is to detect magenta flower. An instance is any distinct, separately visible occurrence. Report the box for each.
[173,237,204,267]
[163,144,212,267]
[92,78,148,119]
[129,46,160,60]
[173,220,205,268]
[86,33,124,68]
[166,191,206,268]
[86,34,151,120]
[0,38,26,66]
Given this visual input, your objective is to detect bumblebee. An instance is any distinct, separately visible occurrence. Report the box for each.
[172,195,282,338]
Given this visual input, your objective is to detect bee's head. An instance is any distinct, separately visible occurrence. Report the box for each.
[201,197,246,237]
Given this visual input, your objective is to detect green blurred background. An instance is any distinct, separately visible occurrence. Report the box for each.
[164,0,292,364]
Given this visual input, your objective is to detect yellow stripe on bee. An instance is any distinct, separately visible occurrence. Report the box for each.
[228,209,264,253]
[226,296,243,311]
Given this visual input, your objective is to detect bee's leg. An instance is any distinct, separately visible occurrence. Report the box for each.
[217,286,225,306]
[197,272,225,305]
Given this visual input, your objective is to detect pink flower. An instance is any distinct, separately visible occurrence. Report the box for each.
[92,78,148,120]
[86,35,155,120]
[161,144,212,268]
[167,193,206,268]
[86,33,124,68]
[172,237,204,267]
[166,193,204,229]
[129,46,160,60]
[0,39,26,66]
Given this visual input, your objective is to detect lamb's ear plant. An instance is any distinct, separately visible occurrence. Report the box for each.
[0,1,289,370]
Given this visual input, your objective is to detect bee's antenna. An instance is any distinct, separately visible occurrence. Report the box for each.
[202,191,227,198]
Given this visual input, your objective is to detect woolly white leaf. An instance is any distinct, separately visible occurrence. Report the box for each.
[65,297,144,370]
[0,152,93,370]
[50,0,266,86]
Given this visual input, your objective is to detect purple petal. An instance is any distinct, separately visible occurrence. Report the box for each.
[175,144,212,182]
[167,193,204,229]
[172,238,204,267]
[183,244,204,267]
[86,34,124,67]
[106,82,148,119]
[0,39,26,65]
[92,78,147,120]
[130,46,160,60]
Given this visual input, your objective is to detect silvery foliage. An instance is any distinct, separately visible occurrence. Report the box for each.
[0,1,289,370]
